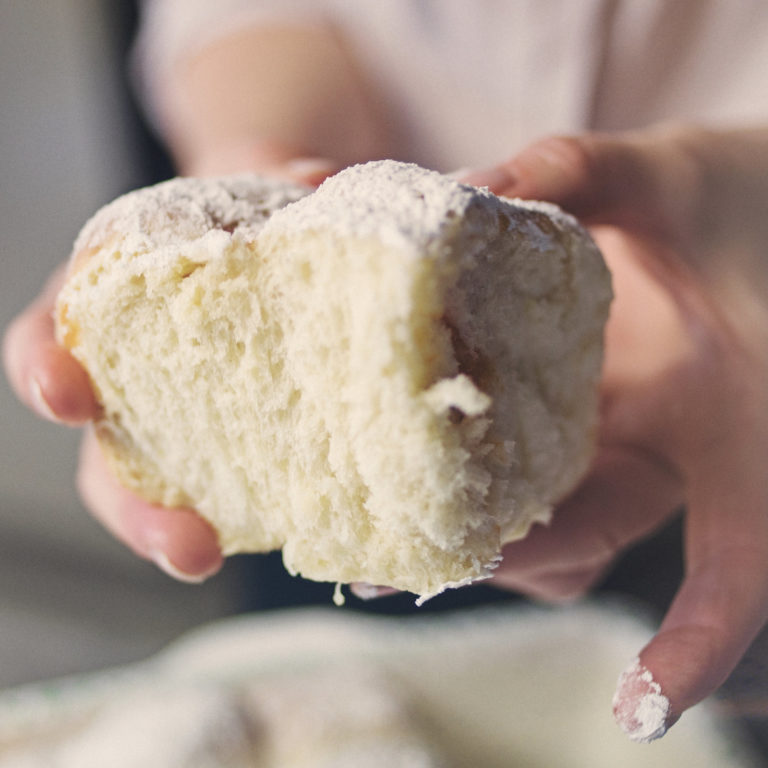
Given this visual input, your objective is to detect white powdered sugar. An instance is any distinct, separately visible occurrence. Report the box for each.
[72,174,309,258]
[612,657,671,743]
[265,160,491,253]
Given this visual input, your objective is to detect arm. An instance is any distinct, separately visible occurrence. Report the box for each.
[149,22,393,175]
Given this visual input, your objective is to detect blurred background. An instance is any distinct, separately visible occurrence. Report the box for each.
[0,0,251,688]
[0,1,766,759]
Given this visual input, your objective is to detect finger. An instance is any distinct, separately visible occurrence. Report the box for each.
[461,130,696,238]
[3,267,100,424]
[493,561,610,606]
[614,548,768,742]
[463,134,645,215]
[278,157,340,186]
[77,428,223,582]
[349,583,400,601]
[492,445,682,602]
[184,138,339,185]
[614,434,768,741]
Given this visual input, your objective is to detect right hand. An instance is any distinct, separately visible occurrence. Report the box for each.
[2,154,338,582]
[3,264,225,582]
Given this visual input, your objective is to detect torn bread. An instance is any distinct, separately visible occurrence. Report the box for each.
[56,160,612,600]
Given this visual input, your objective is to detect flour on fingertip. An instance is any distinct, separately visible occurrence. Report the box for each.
[613,657,671,743]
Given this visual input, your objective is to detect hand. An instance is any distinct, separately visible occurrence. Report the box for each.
[464,126,768,740]
[3,258,225,581]
[2,152,337,582]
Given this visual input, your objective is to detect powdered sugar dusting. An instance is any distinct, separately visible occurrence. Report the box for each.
[266,160,492,252]
[613,657,670,743]
[72,174,309,259]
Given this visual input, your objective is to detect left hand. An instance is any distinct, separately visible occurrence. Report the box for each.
[464,125,768,740]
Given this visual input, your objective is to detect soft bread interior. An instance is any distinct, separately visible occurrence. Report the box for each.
[66,231,501,595]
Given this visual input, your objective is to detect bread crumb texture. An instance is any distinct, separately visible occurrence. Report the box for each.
[56,161,612,600]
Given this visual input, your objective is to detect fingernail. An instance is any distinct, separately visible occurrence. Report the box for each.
[349,582,398,601]
[446,167,472,179]
[460,166,517,193]
[284,158,337,183]
[149,549,218,584]
[612,657,670,743]
[29,376,60,423]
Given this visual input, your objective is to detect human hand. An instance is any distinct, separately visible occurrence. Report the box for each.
[464,126,768,740]
[2,260,226,581]
[2,153,337,582]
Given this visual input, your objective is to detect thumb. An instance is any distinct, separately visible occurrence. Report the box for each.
[461,129,699,238]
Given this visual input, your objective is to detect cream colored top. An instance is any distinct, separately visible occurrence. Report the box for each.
[135,0,768,170]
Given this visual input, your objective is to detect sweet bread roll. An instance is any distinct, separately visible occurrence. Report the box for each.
[56,160,612,601]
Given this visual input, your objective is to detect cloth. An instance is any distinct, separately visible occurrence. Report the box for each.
[134,0,768,169]
[0,605,758,767]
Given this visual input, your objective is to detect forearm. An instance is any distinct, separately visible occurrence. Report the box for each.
[152,23,392,175]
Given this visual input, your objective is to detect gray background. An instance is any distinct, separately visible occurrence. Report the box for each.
[0,1,244,688]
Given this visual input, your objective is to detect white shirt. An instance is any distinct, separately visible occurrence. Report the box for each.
[135,0,768,170]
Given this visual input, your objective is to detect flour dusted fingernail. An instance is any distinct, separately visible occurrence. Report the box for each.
[612,657,670,743]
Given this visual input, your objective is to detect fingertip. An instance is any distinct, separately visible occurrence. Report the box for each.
[349,582,399,601]
[282,157,339,186]
[149,550,218,584]
[612,620,739,743]
[505,135,600,210]
[3,294,100,425]
[460,165,517,195]
[612,655,672,743]
[29,346,101,424]
[140,506,224,583]
[78,429,223,583]
[460,137,593,204]
[636,623,731,718]
[631,517,768,738]
[463,133,658,225]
